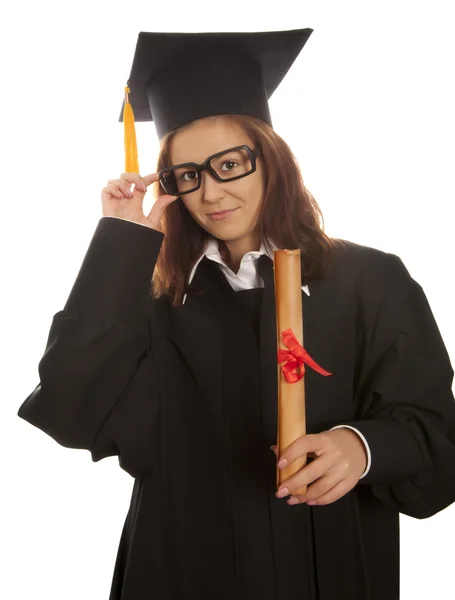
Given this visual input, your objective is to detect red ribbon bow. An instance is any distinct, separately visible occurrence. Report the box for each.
[277,328,333,383]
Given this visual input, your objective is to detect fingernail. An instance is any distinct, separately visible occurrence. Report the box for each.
[287,497,300,505]
[307,501,317,506]
[277,458,287,469]
[141,185,147,192]
[276,487,289,498]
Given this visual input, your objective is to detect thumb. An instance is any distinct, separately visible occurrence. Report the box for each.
[146,193,178,227]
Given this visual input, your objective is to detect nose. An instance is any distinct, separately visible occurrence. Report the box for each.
[200,169,225,204]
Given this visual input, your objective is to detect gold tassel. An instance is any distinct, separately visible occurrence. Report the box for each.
[124,85,139,173]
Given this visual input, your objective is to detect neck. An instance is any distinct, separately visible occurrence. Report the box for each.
[219,232,262,274]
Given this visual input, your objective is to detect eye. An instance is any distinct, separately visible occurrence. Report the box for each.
[180,170,198,181]
[221,160,239,171]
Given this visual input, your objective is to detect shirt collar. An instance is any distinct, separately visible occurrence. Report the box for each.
[186,237,310,298]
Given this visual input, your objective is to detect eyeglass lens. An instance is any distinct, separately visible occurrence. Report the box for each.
[161,148,253,194]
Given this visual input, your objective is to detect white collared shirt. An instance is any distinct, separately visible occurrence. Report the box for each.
[184,237,310,304]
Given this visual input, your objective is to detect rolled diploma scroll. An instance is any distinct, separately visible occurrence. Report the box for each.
[273,249,307,495]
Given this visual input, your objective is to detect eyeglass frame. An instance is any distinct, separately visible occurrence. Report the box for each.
[158,144,262,196]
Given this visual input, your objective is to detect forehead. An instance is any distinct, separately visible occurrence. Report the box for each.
[169,118,253,165]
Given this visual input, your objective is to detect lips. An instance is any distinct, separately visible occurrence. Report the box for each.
[207,208,238,221]
[208,209,235,216]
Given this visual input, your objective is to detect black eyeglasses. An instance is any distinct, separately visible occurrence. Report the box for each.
[159,144,262,196]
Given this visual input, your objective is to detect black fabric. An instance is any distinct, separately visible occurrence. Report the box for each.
[119,29,313,139]
[17,216,455,600]
[231,287,263,342]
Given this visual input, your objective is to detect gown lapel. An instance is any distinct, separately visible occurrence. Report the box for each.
[257,254,279,446]
[168,257,257,433]
[168,258,229,430]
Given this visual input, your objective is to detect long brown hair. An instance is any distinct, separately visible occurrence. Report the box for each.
[151,114,339,307]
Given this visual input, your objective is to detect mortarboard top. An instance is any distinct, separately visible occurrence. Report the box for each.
[119,29,313,171]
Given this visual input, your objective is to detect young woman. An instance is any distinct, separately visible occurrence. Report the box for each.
[18,29,455,600]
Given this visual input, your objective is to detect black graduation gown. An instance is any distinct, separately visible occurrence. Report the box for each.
[17,216,455,600]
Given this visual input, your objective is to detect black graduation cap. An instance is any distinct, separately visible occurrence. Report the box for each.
[119,28,313,171]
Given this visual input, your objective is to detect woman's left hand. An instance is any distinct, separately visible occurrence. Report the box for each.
[271,428,368,506]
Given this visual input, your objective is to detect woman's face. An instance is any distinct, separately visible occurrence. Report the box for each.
[168,118,265,246]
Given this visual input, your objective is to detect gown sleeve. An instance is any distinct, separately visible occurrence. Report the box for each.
[340,252,455,519]
[17,217,165,478]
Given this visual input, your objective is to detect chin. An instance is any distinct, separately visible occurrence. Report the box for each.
[205,226,246,241]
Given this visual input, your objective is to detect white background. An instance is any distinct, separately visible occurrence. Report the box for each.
[2,1,454,598]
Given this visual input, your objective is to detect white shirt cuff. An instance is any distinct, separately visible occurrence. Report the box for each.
[330,425,371,479]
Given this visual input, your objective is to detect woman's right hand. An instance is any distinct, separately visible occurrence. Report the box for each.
[101,172,179,230]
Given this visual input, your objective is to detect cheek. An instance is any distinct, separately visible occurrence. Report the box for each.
[232,177,262,206]
[244,185,264,216]
[243,174,264,206]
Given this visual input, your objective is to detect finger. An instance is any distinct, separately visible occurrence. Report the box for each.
[271,445,315,460]
[107,181,133,199]
[300,478,355,506]
[278,432,331,468]
[119,172,150,192]
[141,173,161,188]
[154,193,179,208]
[276,454,333,497]
[146,193,179,225]
[118,182,134,198]
[285,472,342,505]
[102,184,123,200]
[107,178,135,193]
